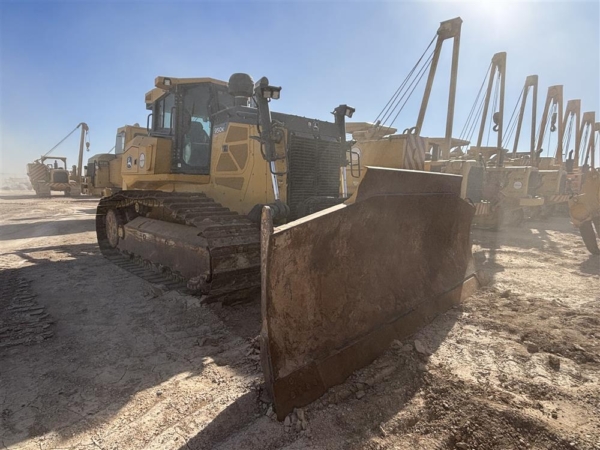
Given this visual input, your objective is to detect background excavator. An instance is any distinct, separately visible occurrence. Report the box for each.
[26,122,89,196]
[82,124,147,196]
[96,72,479,418]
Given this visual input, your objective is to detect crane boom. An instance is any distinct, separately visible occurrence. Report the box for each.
[415,17,462,158]
[511,75,538,158]
[535,85,563,165]
[476,52,506,156]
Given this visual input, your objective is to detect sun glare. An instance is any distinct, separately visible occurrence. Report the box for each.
[470,0,526,28]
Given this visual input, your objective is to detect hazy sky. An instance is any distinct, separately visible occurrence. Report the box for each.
[1,0,599,175]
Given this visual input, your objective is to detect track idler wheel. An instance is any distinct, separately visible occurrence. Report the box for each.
[187,275,210,293]
[579,219,600,255]
[105,209,125,248]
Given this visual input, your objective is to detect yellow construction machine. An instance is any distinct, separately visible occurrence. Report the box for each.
[506,75,538,165]
[26,122,89,196]
[341,18,492,224]
[502,81,567,217]
[456,53,544,227]
[565,111,596,194]
[529,88,577,213]
[82,124,147,196]
[343,17,462,195]
[96,73,479,418]
[342,21,504,229]
[569,120,600,254]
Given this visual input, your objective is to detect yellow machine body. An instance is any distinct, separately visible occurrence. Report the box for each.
[82,125,147,197]
[569,168,600,254]
[120,123,285,214]
[537,169,567,195]
[344,132,426,195]
[569,168,600,227]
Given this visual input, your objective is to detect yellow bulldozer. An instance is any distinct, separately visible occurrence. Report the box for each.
[96,73,480,418]
[82,124,147,196]
[27,122,89,196]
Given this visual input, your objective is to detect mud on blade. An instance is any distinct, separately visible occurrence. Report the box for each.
[260,168,480,419]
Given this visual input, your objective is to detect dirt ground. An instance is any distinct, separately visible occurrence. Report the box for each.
[1,192,599,450]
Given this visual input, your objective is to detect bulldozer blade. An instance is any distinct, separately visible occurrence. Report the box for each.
[260,167,480,420]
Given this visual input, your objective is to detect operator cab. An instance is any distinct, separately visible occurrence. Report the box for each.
[41,157,67,170]
[146,77,234,175]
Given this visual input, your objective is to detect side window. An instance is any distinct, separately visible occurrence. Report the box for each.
[115,132,125,154]
[155,94,175,133]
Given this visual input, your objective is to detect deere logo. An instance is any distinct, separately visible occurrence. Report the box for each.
[214,124,227,135]
[127,156,132,169]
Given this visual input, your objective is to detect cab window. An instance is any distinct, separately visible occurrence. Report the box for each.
[180,85,213,172]
[115,131,125,154]
[155,93,175,133]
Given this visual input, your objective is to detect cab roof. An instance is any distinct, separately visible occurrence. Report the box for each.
[144,76,229,108]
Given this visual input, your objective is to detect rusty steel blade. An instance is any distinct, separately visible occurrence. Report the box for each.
[260,167,479,420]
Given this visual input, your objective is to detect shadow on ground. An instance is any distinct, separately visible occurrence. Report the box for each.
[471,217,576,283]
[0,242,255,448]
[179,294,464,449]
[0,193,99,203]
[0,219,94,241]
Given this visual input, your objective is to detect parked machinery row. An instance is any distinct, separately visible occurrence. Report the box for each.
[342,18,598,252]
[33,18,598,253]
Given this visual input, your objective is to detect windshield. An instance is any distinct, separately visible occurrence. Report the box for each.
[181,85,211,170]
[180,84,233,172]
[45,159,66,169]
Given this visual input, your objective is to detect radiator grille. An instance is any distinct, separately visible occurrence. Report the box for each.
[465,166,484,203]
[52,171,69,183]
[287,133,341,219]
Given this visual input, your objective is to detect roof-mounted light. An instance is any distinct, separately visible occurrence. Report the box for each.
[261,85,281,100]
[343,105,355,118]
[333,104,355,119]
